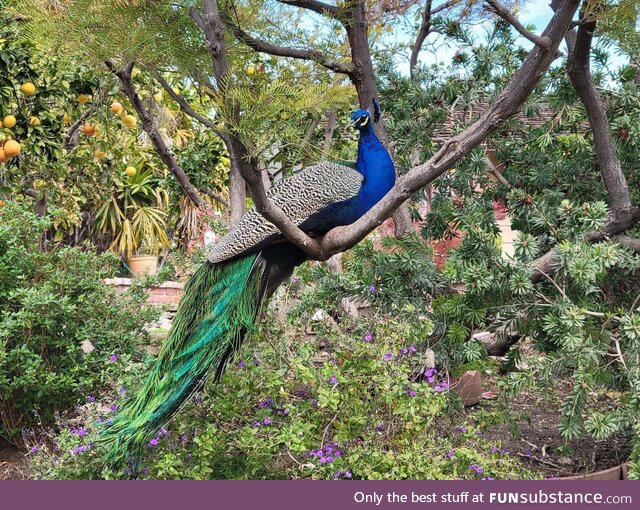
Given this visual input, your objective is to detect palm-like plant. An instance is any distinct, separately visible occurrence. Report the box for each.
[94,168,170,257]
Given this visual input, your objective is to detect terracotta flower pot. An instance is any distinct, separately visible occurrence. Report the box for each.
[127,255,158,276]
[560,464,624,480]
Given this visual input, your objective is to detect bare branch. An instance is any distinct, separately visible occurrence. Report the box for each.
[277,0,338,17]
[410,0,433,80]
[106,60,205,210]
[431,0,461,15]
[228,22,354,75]
[612,234,640,254]
[485,0,552,50]
[203,189,230,208]
[565,16,633,217]
[155,74,220,133]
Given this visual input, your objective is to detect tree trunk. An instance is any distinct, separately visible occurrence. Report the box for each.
[229,161,246,227]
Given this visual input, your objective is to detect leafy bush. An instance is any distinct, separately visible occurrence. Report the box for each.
[0,202,160,442]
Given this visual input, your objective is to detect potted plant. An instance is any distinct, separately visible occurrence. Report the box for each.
[94,167,170,276]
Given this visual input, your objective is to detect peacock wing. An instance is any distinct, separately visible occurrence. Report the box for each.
[208,162,363,263]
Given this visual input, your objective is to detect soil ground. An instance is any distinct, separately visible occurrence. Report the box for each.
[452,374,631,478]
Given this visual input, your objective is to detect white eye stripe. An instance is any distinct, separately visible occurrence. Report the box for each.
[360,116,369,126]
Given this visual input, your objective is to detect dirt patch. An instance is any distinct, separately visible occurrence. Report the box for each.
[457,376,631,478]
[0,439,28,480]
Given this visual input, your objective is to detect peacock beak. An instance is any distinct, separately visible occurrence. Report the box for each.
[346,118,357,129]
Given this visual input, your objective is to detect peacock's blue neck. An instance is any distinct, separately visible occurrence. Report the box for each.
[354,128,396,215]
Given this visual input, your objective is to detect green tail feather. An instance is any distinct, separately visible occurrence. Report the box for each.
[100,254,264,466]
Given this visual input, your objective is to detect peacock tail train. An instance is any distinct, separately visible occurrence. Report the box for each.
[101,252,270,466]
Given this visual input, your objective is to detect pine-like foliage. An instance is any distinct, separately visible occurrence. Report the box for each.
[99,254,263,466]
[19,0,210,74]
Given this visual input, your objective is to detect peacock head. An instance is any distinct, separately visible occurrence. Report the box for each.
[349,109,373,132]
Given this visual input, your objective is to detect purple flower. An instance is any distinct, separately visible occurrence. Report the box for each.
[179,434,187,444]
[110,404,118,413]
[384,352,394,362]
[408,389,417,397]
[546,476,559,480]
[320,457,327,464]
[523,449,533,458]
[343,470,352,478]
[368,284,377,294]
[376,423,384,431]
[258,397,273,408]
[158,428,168,437]
[149,438,159,447]
[364,332,373,343]
[77,428,87,437]
[447,450,455,459]
[109,354,118,363]
[424,367,437,378]
[238,361,246,368]
[427,376,435,384]
[481,476,494,480]
[292,276,300,283]
[434,385,443,393]
[30,446,38,454]
[490,447,500,454]
[408,345,417,354]
[252,359,259,366]
[334,451,342,457]
[329,375,338,384]
[86,395,96,402]
[193,394,202,405]
[119,386,127,395]
[440,381,449,390]
[263,418,271,426]
[283,409,290,416]
[457,426,468,433]
[252,421,261,429]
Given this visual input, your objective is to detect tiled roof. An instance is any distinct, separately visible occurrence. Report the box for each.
[432,101,558,142]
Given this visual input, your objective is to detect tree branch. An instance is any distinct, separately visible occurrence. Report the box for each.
[276,0,338,17]
[63,86,107,150]
[203,189,230,208]
[485,0,552,50]
[155,74,220,133]
[105,60,205,209]
[227,22,354,76]
[566,16,632,217]
[410,0,433,80]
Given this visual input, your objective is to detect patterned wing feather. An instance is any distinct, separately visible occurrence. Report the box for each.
[208,162,362,263]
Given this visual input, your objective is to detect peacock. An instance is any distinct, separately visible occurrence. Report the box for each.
[101,99,396,465]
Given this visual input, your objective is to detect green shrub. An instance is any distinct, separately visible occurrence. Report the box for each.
[0,202,160,442]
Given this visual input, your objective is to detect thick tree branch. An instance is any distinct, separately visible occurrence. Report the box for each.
[277,0,338,17]
[410,0,433,80]
[613,234,640,254]
[228,22,354,76]
[485,0,552,50]
[106,61,205,209]
[566,17,632,218]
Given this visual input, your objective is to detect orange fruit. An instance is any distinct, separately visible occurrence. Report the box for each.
[77,93,91,104]
[20,82,36,96]
[3,115,17,128]
[111,102,123,114]
[3,140,21,157]
[125,166,137,177]
[122,115,137,128]
[0,199,5,207]
[0,148,8,163]
[95,150,107,159]
[63,113,72,123]
[82,124,96,136]
[28,116,41,126]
